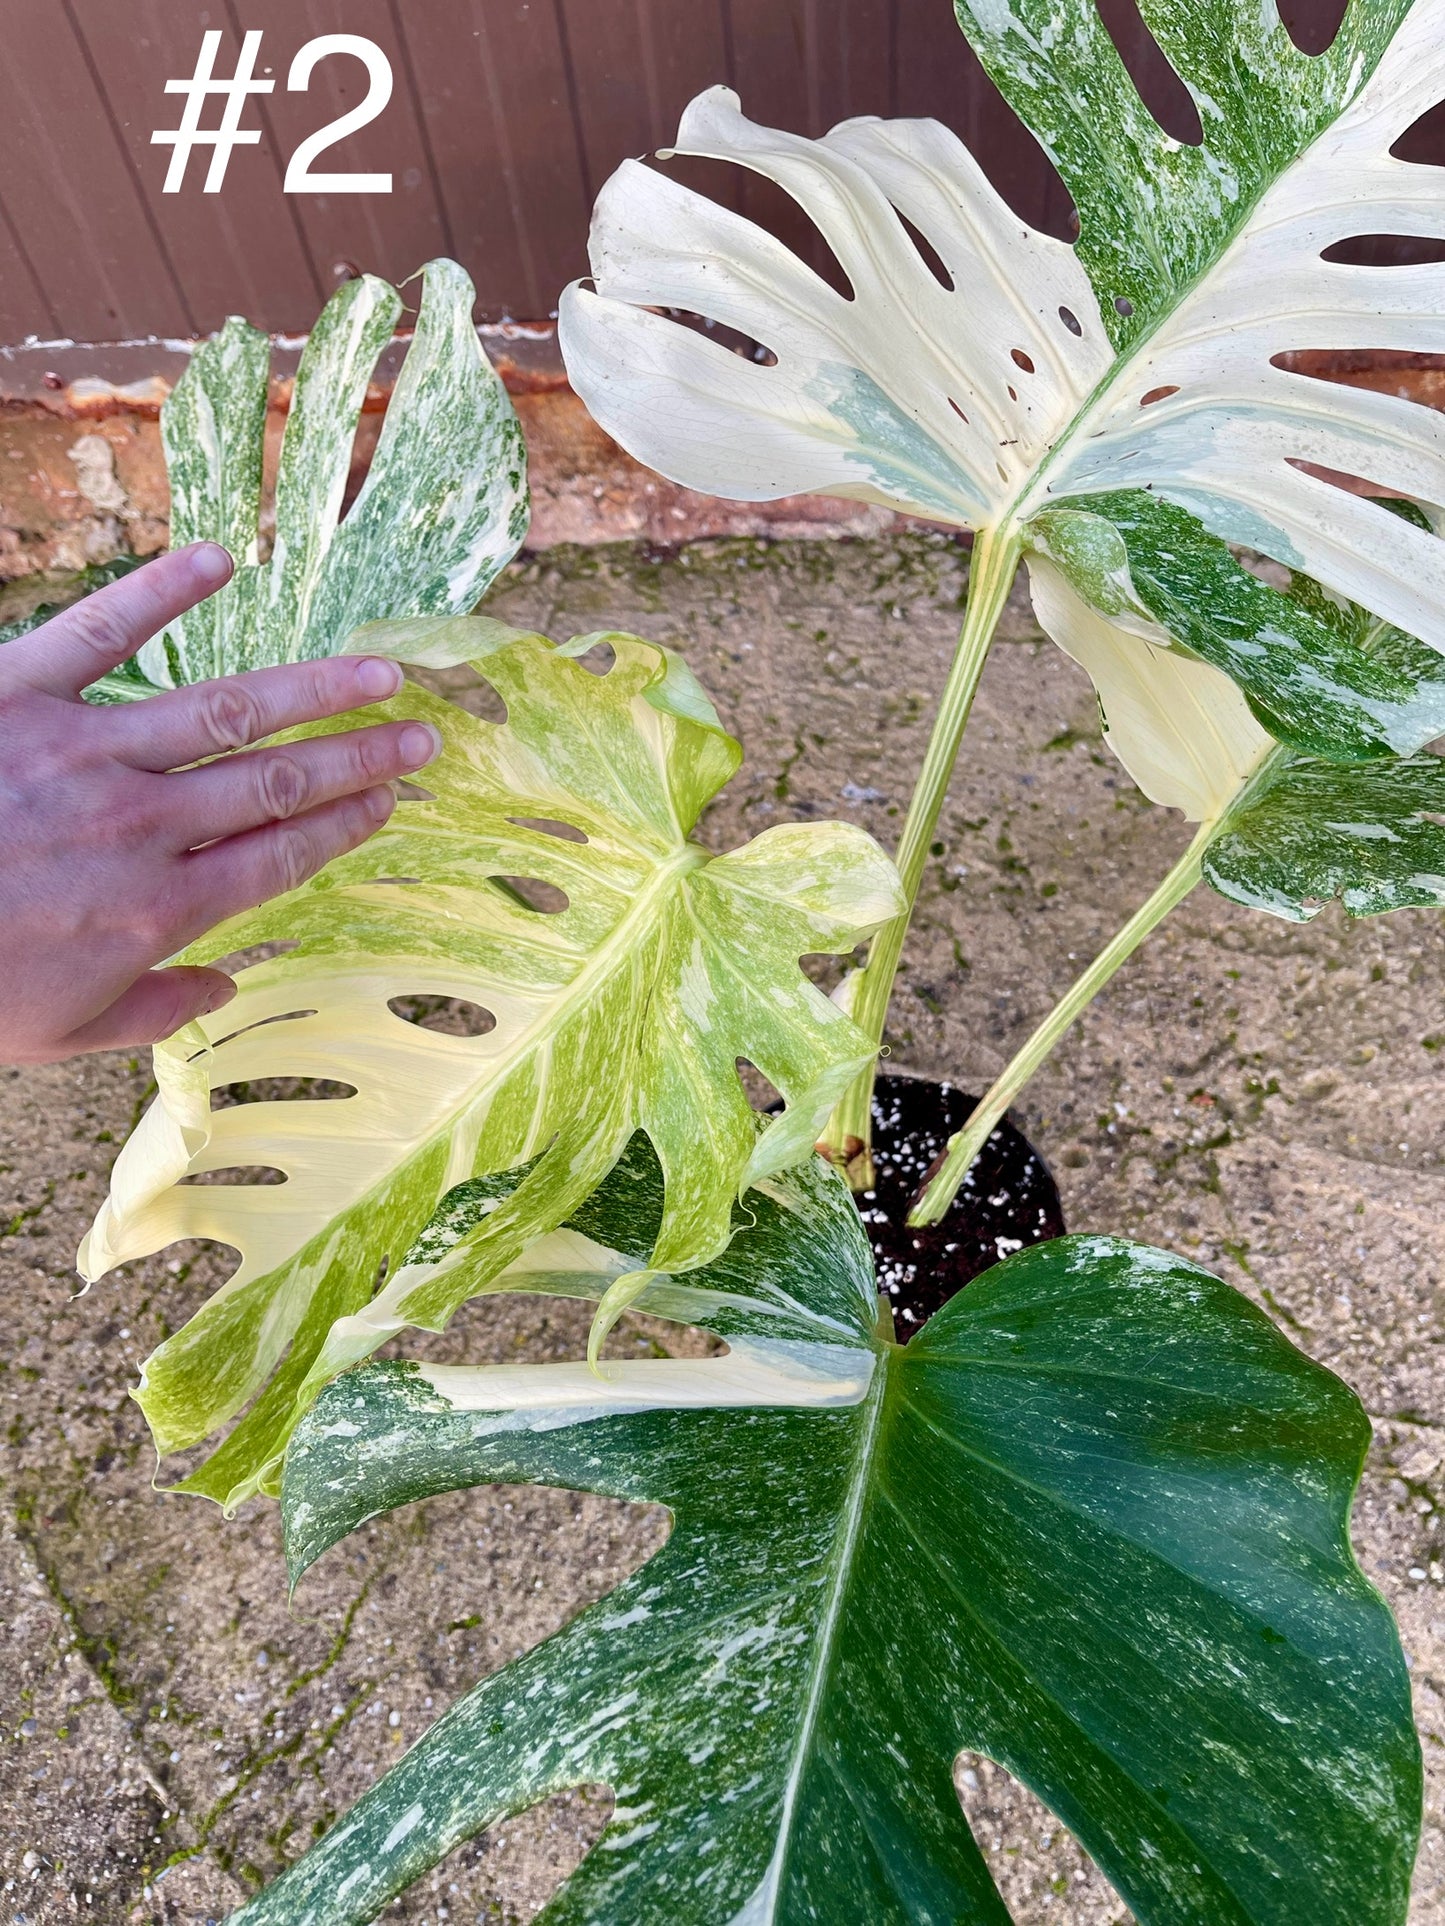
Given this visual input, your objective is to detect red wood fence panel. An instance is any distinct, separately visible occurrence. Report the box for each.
[0,0,1436,344]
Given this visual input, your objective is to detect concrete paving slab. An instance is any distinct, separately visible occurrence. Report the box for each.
[3,533,1443,1922]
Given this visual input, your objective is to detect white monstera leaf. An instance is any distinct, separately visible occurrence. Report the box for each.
[1025,552,1276,824]
[77,626,902,1510]
[559,3,1445,826]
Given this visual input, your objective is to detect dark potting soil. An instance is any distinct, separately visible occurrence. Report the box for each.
[858,1073,1065,1336]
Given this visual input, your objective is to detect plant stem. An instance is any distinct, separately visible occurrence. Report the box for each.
[908,818,1218,1226]
[825,525,1023,1181]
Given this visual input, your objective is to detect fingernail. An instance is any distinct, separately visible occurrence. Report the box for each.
[354,656,404,699]
[186,542,234,590]
[399,722,443,768]
[365,784,397,824]
[203,976,238,1014]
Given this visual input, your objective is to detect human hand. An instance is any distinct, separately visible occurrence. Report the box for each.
[0,542,441,1065]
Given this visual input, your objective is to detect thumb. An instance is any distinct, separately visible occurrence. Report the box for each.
[55,967,237,1058]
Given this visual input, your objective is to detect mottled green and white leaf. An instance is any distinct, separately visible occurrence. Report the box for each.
[1204,752,1445,920]
[145,256,527,688]
[77,628,901,1510]
[239,1164,1418,1926]
[1031,492,1445,764]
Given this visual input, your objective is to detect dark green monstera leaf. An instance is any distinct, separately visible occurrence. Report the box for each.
[234,1148,1418,1926]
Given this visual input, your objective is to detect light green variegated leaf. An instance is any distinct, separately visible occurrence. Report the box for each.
[77,628,902,1510]
[1204,753,1445,920]
[236,1156,1418,1926]
[144,257,527,689]
[559,6,1445,771]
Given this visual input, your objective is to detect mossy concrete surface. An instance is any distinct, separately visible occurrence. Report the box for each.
[3,534,1444,1924]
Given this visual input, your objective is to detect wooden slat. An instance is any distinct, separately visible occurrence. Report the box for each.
[65,0,322,336]
[0,196,62,345]
[0,0,193,340]
[558,0,730,196]
[401,0,594,321]
[234,0,451,307]
[814,0,894,128]
[0,0,1442,347]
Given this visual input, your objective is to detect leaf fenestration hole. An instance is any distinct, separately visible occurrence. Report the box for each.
[395,779,436,802]
[1007,385,1019,402]
[1010,348,1035,373]
[1275,348,1445,391]
[205,939,299,977]
[490,874,569,914]
[1115,294,1135,316]
[387,996,497,1036]
[1392,94,1445,169]
[466,679,508,726]
[1284,453,1409,501]
[1140,384,1180,406]
[507,816,589,844]
[211,1076,355,1109]
[954,1753,1129,1917]
[205,1006,319,1059]
[180,1166,288,1186]
[675,163,857,301]
[1093,0,1203,144]
[894,209,954,291]
[1320,233,1445,267]
[573,639,617,677]
[1277,0,1349,54]
[649,307,779,366]
[948,397,971,426]
[1058,306,1083,337]
[736,1057,783,1113]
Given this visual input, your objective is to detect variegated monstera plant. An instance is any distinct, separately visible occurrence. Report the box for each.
[563,0,1445,1206]
[57,2,1445,1922]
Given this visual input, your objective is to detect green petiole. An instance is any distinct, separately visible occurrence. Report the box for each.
[823,525,1023,1182]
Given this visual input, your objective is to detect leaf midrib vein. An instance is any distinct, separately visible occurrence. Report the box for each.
[1008,51,1396,536]
[755,1351,888,1920]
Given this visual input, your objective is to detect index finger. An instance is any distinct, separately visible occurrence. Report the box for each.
[3,543,234,697]
[107,652,407,772]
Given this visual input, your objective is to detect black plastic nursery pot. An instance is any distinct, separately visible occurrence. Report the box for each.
[855,1071,1066,1335]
